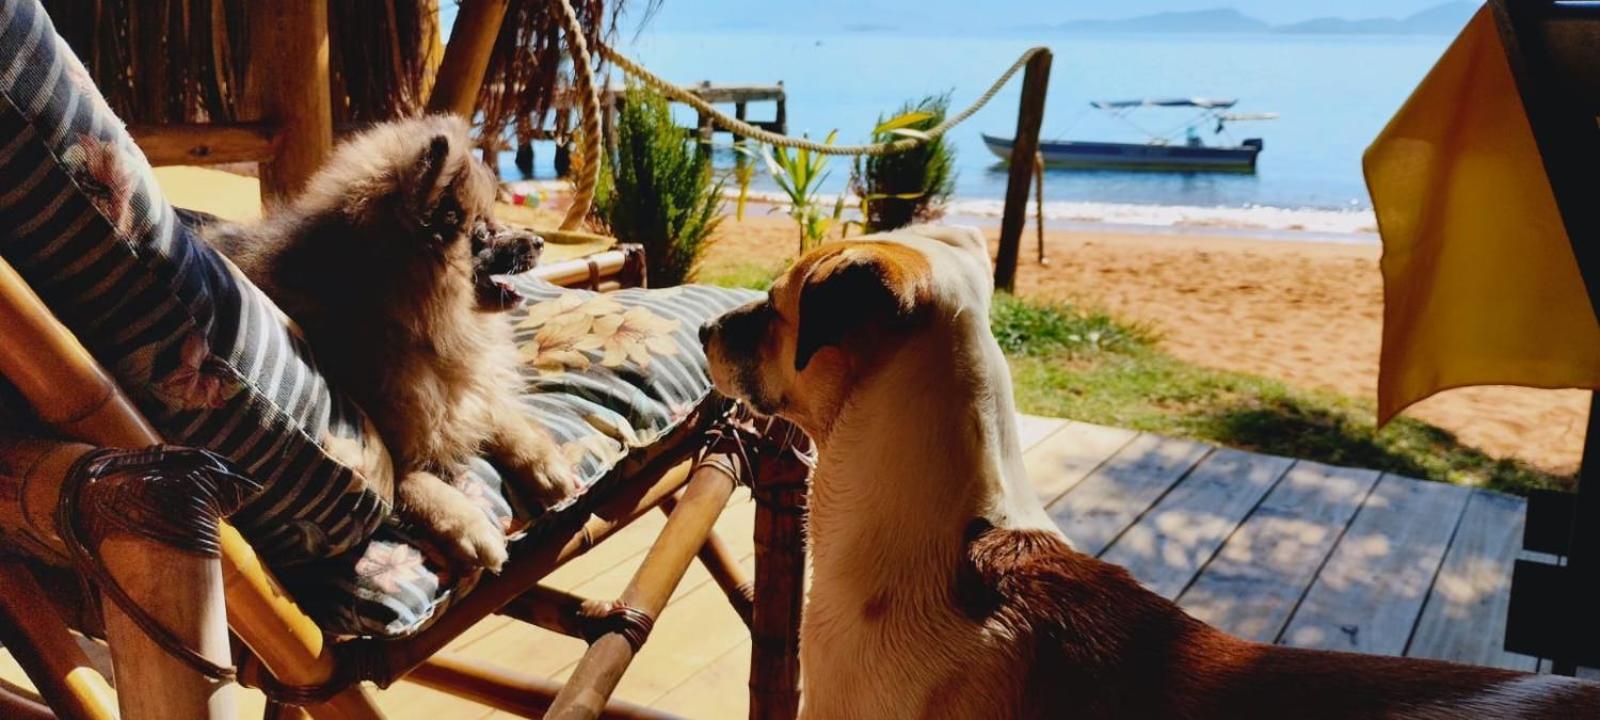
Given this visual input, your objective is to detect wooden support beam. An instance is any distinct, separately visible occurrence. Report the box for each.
[748,439,809,720]
[994,50,1052,293]
[377,445,703,679]
[0,559,119,720]
[245,0,333,202]
[661,495,754,628]
[129,123,280,166]
[427,0,511,117]
[407,654,676,720]
[497,585,608,638]
[545,459,739,719]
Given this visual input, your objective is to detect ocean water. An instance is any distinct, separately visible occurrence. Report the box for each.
[502,30,1455,232]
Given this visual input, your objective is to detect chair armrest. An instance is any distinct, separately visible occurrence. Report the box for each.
[530,244,647,291]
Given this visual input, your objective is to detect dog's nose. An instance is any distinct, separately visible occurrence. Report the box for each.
[698,321,714,345]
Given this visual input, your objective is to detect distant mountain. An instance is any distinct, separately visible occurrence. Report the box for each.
[1057,2,1476,36]
[1277,2,1476,35]
[1058,9,1268,34]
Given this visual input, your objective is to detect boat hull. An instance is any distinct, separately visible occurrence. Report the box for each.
[983,134,1262,172]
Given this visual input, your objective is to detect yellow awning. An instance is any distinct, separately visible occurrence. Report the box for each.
[1365,5,1600,424]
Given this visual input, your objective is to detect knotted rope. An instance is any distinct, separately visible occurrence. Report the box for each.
[552,0,1048,223]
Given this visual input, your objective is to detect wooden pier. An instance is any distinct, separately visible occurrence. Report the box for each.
[514,82,787,175]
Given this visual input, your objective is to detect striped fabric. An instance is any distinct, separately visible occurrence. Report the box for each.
[1,0,761,637]
[282,280,757,637]
[0,0,387,564]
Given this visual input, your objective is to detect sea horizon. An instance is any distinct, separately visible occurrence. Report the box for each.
[496,25,1450,237]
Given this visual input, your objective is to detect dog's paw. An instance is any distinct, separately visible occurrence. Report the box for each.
[444,510,510,573]
[398,472,511,573]
[523,459,581,508]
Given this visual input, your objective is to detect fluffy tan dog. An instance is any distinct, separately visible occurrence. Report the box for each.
[700,225,1599,718]
[202,115,575,571]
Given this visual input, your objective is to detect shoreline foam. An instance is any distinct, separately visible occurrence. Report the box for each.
[504,180,1380,242]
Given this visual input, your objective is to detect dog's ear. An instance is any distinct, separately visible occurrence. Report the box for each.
[794,249,929,372]
[406,134,454,218]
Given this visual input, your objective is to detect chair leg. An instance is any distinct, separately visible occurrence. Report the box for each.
[660,495,754,628]
[0,559,119,720]
[544,455,740,719]
[408,653,677,720]
[748,441,810,720]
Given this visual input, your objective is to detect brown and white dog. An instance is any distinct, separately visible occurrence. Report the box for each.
[700,225,1600,719]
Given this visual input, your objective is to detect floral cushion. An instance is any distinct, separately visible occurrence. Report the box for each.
[277,280,757,636]
[0,0,760,638]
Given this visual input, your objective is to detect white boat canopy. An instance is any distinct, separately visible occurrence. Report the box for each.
[1090,98,1238,110]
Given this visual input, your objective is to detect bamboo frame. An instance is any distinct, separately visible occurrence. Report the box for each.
[0,256,383,719]
[0,682,55,720]
[661,494,754,628]
[545,459,740,717]
[408,654,675,719]
[0,559,119,720]
[0,270,800,720]
[6,6,811,707]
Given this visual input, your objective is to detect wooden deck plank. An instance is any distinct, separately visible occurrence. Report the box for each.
[1016,414,1069,453]
[1024,421,1138,504]
[1280,474,1473,656]
[1047,433,1213,557]
[652,638,753,719]
[1176,462,1381,642]
[1406,490,1538,671]
[451,492,755,680]
[592,558,756,705]
[1101,449,1294,600]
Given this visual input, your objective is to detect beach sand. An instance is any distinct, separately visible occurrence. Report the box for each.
[154,167,1587,475]
[701,210,1590,475]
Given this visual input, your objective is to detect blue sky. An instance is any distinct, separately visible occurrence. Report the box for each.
[630,1,1464,32]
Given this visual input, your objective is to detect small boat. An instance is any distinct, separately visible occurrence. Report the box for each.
[984,98,1276,173]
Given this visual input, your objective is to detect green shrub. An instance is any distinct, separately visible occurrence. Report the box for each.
[856,94,957,232]
[595,86,723,287]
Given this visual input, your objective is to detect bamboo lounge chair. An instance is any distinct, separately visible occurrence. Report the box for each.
[0,1,809,718]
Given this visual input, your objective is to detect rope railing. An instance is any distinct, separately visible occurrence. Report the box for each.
[595,42,1051,157]
[552,0,1048,225]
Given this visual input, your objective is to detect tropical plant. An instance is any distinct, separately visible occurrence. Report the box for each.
[854,94,957,232]
[594,85,724,287]
[763,132,845,254]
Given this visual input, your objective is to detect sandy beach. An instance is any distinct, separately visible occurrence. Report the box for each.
[700,208,1590,475]
[156,168,1588,475]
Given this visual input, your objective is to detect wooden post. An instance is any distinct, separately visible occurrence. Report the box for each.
[427,0,511,118]
[994,49,1052,293]
[748,442,809,720]
[697,110,714,162]
[245,0,333,203]
[773,83,787,135]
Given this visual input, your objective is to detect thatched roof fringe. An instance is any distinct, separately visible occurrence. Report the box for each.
[40,0,628,145]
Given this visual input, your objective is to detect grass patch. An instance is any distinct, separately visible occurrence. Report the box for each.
[691,270,1566,494]
[994,294,1567,494]
[698,260,789,290]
